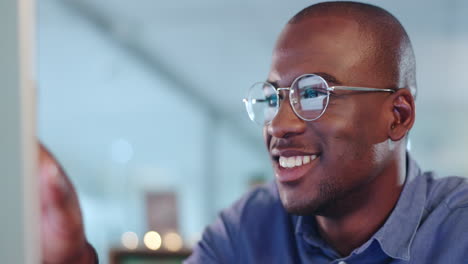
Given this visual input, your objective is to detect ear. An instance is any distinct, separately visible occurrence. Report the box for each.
[388,88,415,141]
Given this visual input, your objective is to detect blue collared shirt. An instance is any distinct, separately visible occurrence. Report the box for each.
[185,156,468,263]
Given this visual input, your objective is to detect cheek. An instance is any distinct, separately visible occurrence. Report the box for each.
[315,99,390,189]
[316,100,380,163]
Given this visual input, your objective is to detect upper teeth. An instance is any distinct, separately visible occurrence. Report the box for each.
[279,155,318,168]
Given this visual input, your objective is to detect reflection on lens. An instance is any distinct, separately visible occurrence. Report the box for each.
[291,74,329,121]
[246,82,278,125]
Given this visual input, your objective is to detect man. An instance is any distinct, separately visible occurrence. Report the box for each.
[40,1,468,263]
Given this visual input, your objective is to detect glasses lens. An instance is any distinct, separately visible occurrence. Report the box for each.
[245,82,278,125]
[290,74,329,120]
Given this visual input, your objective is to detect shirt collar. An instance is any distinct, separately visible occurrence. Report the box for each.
[294,153,427,261]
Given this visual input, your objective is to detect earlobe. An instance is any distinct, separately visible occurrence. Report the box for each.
[389,89,415,141]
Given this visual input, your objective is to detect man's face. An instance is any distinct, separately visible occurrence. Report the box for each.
[265,17,397,215]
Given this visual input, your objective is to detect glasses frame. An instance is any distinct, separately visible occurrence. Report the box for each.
[243,73,395,125]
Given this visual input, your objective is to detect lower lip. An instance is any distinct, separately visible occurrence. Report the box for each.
[274,157,319,183]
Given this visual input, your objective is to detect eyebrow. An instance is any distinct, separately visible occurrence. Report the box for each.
[316,72,342,85]
[267,72,343,87]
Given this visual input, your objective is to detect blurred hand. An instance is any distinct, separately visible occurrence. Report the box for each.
[39,142,97,264]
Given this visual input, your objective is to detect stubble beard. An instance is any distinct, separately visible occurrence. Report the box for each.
[279,180,340,216]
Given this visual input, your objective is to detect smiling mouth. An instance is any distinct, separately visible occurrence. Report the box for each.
[278,155,319,168]
[272,152,321,183]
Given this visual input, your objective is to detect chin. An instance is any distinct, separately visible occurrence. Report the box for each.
[283,202,319,215]
[279,190,322,215]
[278,181,339,216]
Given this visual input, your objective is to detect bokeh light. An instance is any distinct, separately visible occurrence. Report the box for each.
[143,231,162,250]
[121,232,138,250]
[163,232,183,252]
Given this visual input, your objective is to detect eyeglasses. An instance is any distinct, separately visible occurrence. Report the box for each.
[243,73,395,125]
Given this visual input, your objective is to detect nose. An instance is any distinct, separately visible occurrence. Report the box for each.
[267,91,306,138]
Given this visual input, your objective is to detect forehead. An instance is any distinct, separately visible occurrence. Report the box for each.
[269,16,376,86]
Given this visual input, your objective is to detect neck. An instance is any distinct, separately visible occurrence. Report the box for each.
[315,154,406,257]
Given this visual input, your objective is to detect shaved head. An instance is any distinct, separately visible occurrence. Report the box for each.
[287,1,417,97]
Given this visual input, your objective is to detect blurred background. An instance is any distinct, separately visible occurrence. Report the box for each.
[37,0,468,263]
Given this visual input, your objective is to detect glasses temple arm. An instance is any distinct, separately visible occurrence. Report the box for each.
[330,86,395,93]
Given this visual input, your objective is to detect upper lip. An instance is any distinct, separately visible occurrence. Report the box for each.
[270,148,321,158]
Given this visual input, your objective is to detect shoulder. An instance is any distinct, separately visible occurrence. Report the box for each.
[395,173,468,262]
[236,181,282,214]
[423,173,468,210]
[215,181,297,262]
[419,173,468,242]
[219,181,284,230]
[238,181,281,208]
[185,182,289,264]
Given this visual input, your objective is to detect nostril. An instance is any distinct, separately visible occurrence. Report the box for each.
[283,132,299,139]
